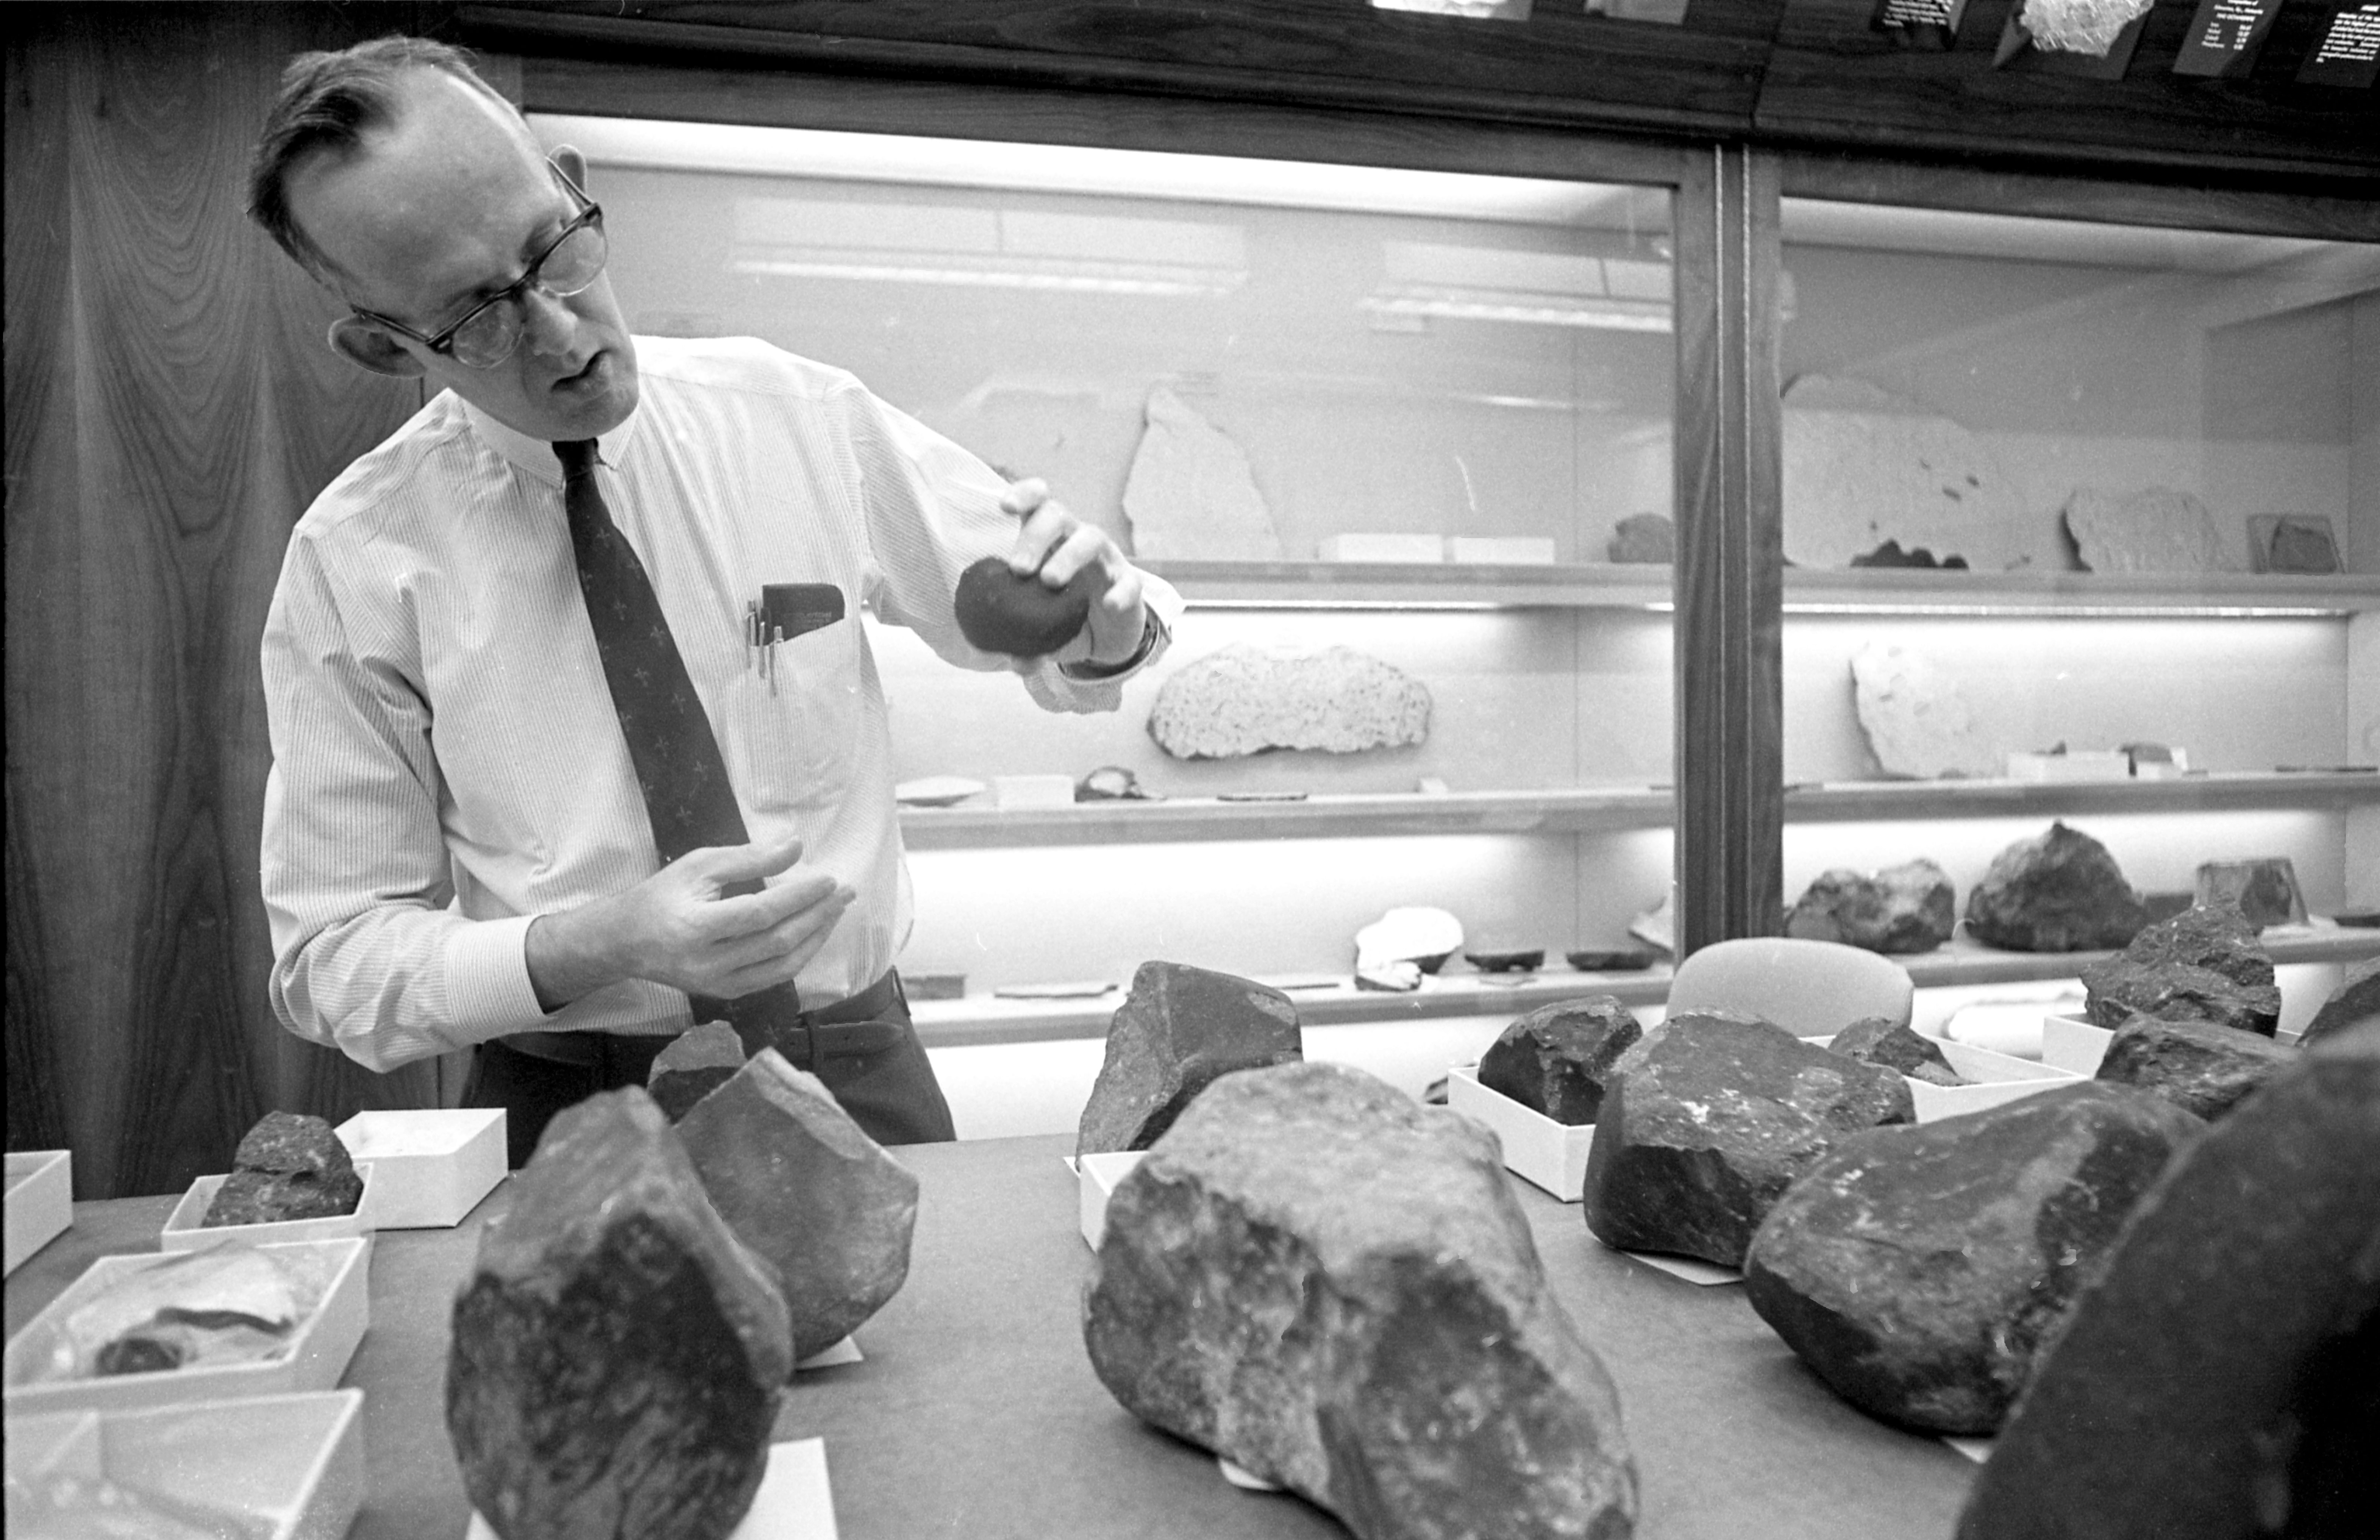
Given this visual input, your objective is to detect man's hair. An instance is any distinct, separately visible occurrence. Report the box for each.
[247,34,521,279]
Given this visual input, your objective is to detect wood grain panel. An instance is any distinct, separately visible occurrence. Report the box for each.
[5,4,434,1198]
[458,0,1776,136]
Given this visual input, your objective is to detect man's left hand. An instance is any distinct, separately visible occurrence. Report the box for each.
[1001,478,1148,669]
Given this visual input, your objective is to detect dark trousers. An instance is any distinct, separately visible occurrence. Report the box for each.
[465,971,957,1168]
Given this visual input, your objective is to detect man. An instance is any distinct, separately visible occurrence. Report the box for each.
[249,37,1177,1164]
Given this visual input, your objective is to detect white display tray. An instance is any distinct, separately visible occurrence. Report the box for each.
[159,1164,379,1254]
[466,1437,837,1540]
[335,1108,506,1228]
[2042,1014,2115,1076]
[5,1148,73,1277]
[3,1236,370,1417]
[1795,1037,2082,1122]
[1073,1151,1146,1251]
[1445,1066,1597,1202]
[5,1389,365,1540]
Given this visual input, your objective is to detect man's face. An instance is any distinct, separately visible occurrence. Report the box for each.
[288,69,639,442]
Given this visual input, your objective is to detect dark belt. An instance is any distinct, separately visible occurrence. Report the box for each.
[502,971,908,1068]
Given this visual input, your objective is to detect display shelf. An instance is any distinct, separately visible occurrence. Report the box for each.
[898,773,2373,849]
[1144,560,2380,614]
[1896,925,2380,992]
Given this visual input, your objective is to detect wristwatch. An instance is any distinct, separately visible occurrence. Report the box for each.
[1059,609,1168,681]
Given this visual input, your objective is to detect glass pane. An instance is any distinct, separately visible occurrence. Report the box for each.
[1777,198,2378,1041]
[541,116,1678,1049]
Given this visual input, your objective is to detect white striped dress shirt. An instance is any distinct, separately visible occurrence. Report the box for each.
[261,335,1178,1072]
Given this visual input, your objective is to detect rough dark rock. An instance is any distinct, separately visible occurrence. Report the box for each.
[1476,997,1644,1125]
[1463,948,1544,973]
[201,1111,365,1227]
[675,1050,919,1362]
[2194,856,2306,928]
[2300,956,2380,1047]
[1580,1014,1915,1268]
[1076,962,1302,1156]
[1567,948,1655,972]
[2080,902,2281,1036]
[2092,1014,2296,1121]
[1962,822,2147,953]
[647,1021,747,1123]
[953,556,1097,657]
[1956,1025,2380,1540]
[446,1089,791,1540]
[1743,1083,2203,1434]
[1849,539,1967,570]
[1784,859,1956,954]
[1084,1061,1638,1540]
[1829,1015,1965,1087]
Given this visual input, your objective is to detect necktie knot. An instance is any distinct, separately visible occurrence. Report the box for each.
[554,439,598,482]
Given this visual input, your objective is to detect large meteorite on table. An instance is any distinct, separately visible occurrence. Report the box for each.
[2093,1014,2296,1121]
[1743,1082,2203,1435]
[2079,901,2282,1037]
[446,1089,792,1540]
[1076,961,1301,1156]
[1580,1014,1914,1268]
[1083,1060,1638,1540]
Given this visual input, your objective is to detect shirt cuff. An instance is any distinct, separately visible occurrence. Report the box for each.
[444,914,554,1042]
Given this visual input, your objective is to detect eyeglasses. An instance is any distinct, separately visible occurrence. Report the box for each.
[350,162,607,370]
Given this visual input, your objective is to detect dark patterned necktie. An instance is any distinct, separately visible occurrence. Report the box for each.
[557,439,800,1025]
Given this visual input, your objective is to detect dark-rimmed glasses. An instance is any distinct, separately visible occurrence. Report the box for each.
[349,161,607,370]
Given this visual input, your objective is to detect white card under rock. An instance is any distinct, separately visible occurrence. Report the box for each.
[1218,1456,1283,1492]
[1620,1250,1742,1286]
[466,1438,836,1539]
[796,1337,862,1371]
[1943,1435,1993,1465]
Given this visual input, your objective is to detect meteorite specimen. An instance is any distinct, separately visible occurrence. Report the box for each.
[1963,821,2146,953]
[446,1089,792,1540]
[1076,961,1302,1156]
[1743,1083,2203,1435]
[1580,1014,1914,1268]
[2079,901,2281,1036]
[647,1021,748,1123]
[1829,1015,1964,1087]
[1784,859,1956,954]
[1146,644,1430,759]
[953,556,1098,658]
[2092,1015,2295,1121]
[1083,1061,1638,1540]
[201,1111,364,1227]
[2300,956,2380,1047]
[1956,1025,2380,1540]
[675,1050,919,1362]
[1476,996,1644,1124]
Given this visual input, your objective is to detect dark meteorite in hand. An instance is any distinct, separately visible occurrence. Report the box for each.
[954,557,1097,657]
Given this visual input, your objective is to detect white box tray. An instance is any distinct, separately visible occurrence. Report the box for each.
[6,1148,73,1277]
[1907,1041,2084,1121]
[335,1108,506,1228]
[5,1389,365,1540]
[1445,1066,1597,1202]
[159,1164,379,1254]
[2043,1014,2115,1076]
[3,1236,370,1417]
[1075,1151,1146,1251]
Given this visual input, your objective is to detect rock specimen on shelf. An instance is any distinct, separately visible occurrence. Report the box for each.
[1148,645,1430,759]
[1781,374,2026,572]
[1120,386,1282,561]
[1850,643,1999,780]
[1627,890,1676,955]
[1354,906,1463,975]
[2079,901,2281,1036]
[2193,855,2307,928]
[1848,538,1968,569]
[2092,1015,2295,1121]
[1076,961,1302,1156]
[1084,1061,1639,1540]
[1784,857,1957,953]
[1955,1025,2380,1540]
[2061,485,2226,574]
[953,556,1098,658]
[201,1110,365,1227]
[647,1021,748,1123]
[1580,1014,1914,1268]
[1744,1082,2203,1434]
[1606,512,1674,564]
[1567,947,1655,972]
[1963,821,2147,953]
[1463,948,1544,973]
[675,1050,920,1363]
[2017,0,2154,55]
[1075,764,1154,801]
[1828,1015,1964,1087]
[447,1089,792,1540]
[2299,956,2380,1047]
[1476,997,1645,1125]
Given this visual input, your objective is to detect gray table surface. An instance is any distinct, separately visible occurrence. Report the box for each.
[5,1134,1973,1538]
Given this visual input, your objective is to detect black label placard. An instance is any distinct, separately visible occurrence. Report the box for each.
[2172,0,2282,77]
[1872,0,1967,49]
[2297,2,2380,87]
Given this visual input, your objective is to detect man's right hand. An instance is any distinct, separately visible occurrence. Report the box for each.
[523,835,853,1012]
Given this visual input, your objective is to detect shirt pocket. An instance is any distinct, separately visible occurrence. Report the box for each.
[726,614,859,812]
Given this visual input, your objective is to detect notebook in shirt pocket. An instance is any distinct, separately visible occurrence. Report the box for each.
[727,615,858,811]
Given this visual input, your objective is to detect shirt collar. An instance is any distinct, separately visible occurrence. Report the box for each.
[461,392,642,488]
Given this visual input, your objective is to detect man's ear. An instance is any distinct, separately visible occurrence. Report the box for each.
[327,315,428,378]
[551,144,590,196]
